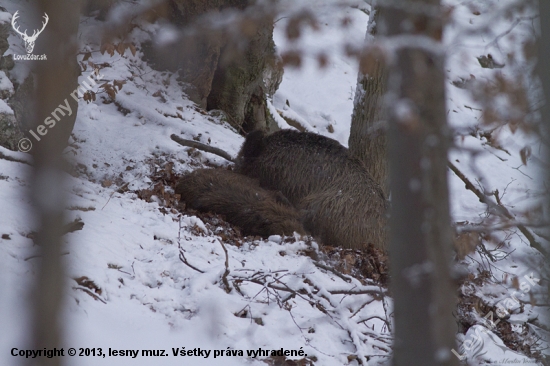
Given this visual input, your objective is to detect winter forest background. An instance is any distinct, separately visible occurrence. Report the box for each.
[0,0,549,365]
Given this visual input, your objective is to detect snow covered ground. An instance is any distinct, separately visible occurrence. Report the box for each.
[0,0,548,365]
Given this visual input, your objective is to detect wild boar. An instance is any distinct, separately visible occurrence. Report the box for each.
[236,129,388,249]
[176,168,305,238]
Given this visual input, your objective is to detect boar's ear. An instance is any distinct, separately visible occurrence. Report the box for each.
[238,129,266,161]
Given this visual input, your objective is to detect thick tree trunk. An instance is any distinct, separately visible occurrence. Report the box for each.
[207,15,277,133]
[1,5,79,153]
[349,6,388,195]
[380,1,458,365]
[167,0,240,109]
[144,0,279,133]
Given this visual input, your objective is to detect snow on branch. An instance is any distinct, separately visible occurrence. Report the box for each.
[448,161,547,256]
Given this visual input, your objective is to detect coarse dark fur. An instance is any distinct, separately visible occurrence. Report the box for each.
[236,129,388,249]
[176,168,305,238]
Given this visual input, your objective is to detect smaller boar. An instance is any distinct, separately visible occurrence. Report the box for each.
[176,168,305,238]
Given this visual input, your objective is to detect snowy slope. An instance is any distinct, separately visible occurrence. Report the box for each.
[0,2,390,366]
[0,0,548,365]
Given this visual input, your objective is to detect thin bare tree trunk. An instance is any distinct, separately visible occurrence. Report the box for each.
[349,5,388,196]
[29,1,81,365]
[380,1,458,365]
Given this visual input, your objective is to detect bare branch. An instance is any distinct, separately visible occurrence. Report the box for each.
[312,260,352,283]
[171,134,235,163]
[448,161,547,255]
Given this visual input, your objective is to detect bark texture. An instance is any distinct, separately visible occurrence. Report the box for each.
[349,6,389,195]
[207,12,278,132]
[537,0,550,343]
[142,0,279,133]
[169,0,243,108]
[380,1,458,365]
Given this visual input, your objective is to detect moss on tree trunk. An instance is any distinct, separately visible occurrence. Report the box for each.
[206,10,277,132]
[154,0,280,133]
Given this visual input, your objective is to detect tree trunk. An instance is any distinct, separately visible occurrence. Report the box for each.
[1,5,80,153]
[380,1,458,365]
[143,0,280,133]
[207,8,279,133]
[170,0,245,109]
[29,1,81,364]
[349,5,389,195]
[536,0,550,343]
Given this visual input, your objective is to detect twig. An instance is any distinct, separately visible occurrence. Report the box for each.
[357,315,392,330]
[72,287,107,304]
[448,161,547,256]
[486,16,538,50]
[457,221,550,233]
[511,165,533,179]
[351,299,377,319]
[287,308,307,334]
[177,217,204,273]
[219,240,232,293]
[101,181,130,210]
[273,16,289,25]
[235,275,322,310]
[328,288,385,296]
[228,266,392,359]
[0,151,32,165]
[241,277,298,294]
[171,134,235,163]
[380,289,392,333]
[313,260,352,283]
[178,251,204,273]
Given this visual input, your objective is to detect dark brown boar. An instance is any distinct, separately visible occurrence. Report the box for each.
[236,129,388,249]
[176,168,305,238]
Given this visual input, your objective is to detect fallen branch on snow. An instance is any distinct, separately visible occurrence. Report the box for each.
[171,134,235,163]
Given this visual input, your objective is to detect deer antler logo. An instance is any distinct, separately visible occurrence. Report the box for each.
[11,11,49,54]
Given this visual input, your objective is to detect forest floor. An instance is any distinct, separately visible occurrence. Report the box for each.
[0,1,548,365]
